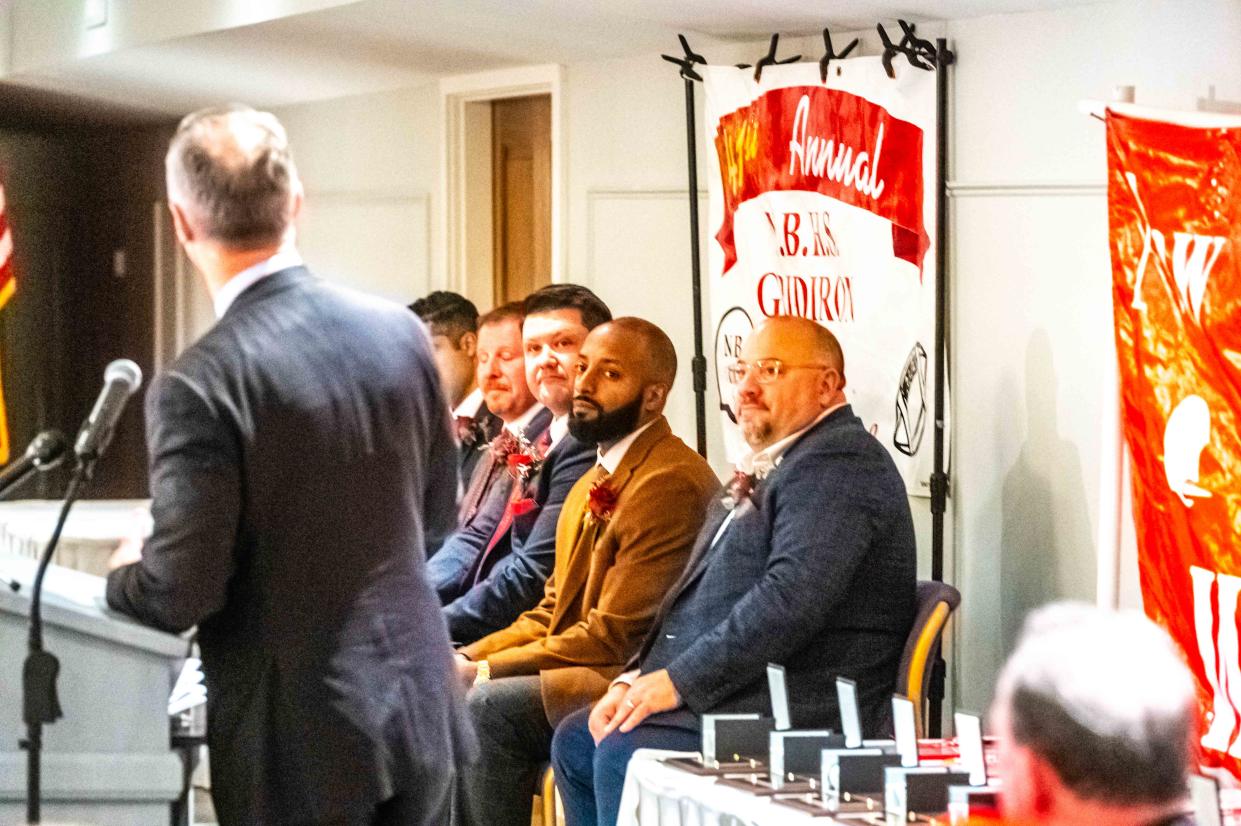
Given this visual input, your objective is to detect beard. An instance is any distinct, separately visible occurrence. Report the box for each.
[569,392,645,445]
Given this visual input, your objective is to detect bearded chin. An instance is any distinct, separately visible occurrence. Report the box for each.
[568,393,644,445]
[740,418,772,449]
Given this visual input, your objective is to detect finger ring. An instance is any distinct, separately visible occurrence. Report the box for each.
[625,699,637,709]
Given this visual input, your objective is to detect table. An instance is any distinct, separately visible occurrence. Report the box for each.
[616,750,879,826]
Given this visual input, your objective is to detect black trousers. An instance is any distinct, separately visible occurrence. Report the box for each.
[453,675,553,826]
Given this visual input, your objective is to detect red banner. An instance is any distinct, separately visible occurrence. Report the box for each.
[1108,109,1241,778]
[714,86,928,275]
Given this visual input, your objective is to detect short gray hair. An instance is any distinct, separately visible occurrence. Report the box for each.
[994,602,1196,805]
[165,104,299,249]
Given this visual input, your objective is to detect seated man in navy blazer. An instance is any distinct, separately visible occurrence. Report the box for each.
[443,284,609,644]
[550,315,917,826]
[427,301,551,602]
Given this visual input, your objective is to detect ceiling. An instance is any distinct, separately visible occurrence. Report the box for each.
[0,0,1108,118]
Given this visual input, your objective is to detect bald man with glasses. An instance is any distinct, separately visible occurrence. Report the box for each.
[550,316,917,826]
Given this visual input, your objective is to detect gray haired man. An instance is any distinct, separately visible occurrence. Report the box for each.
[107,106,474,825]
[991,603,1197,826]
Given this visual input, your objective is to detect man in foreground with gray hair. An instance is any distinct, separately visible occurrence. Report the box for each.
[106,105,473,825]
[991,603,1197,826]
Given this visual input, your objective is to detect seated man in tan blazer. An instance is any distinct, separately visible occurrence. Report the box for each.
[454,317,720,826]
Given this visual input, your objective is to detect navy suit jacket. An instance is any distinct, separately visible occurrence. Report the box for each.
[106,267,475,824]
[426,407,552,603]
[443,431,596,644]
[636,405,916,737]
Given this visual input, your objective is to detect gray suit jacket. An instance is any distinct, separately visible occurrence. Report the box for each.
[107,267,475,824]
[636,405,916,736]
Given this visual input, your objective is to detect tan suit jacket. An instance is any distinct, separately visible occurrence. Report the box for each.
[462,416,720,725]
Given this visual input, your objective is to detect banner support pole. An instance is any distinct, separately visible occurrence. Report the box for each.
[928,36,955,739]
[682,75,708,458]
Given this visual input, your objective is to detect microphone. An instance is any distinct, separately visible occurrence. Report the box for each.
[0,429,69,500]
[74,359,143,462]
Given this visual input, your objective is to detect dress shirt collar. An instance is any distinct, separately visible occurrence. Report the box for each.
[213,247,303,319]
[503,403,546,437]
[548,414,570,451]
[453,387,485,419]
[597,418,658,475]
[737,401,846,478]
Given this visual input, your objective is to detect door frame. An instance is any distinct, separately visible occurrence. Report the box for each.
[440,64,564,299]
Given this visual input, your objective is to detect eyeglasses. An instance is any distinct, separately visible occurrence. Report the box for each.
[726,359,832,385]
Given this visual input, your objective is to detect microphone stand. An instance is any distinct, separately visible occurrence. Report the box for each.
[21,457,92,824]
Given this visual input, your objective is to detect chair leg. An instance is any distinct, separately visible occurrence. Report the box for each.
[541,764,558,826]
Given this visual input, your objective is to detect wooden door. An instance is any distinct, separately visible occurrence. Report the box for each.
[492,94,551,305]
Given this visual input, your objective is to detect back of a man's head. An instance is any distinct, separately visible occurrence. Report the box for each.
[993,603,1196,816]
[410,291,479,344]
[166,104,299,249]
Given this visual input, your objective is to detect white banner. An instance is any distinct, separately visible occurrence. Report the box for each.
[705,59,941,494]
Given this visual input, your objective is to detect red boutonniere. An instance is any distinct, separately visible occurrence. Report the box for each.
[722,470,759,511]
[511,497,538,517]
[490,430,521,460]
[505,438,547,484]
[586,477,619,524]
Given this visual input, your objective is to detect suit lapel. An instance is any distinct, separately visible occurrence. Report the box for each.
[550,419,670,625]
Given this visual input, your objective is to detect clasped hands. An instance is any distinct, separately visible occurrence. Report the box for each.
[588,668,680,745]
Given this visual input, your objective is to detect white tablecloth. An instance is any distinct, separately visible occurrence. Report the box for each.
[617,749,876,826]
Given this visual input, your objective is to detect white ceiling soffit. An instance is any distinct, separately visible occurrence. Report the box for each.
[0,0,1110,114]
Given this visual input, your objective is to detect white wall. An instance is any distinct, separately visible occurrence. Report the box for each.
[272,84,442,305]
[265,0,1241,717]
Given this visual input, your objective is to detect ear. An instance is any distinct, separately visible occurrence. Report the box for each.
[168,201,194,245]
[643,383,668,412]
[459,331,478,359]
[1026,751,1061,817]
[288,186,304,223]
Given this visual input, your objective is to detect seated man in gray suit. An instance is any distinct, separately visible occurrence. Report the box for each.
[551,315,917,826]
[428,301,551,602]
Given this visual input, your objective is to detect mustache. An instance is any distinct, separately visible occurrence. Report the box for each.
[483,379,512,392]
[572,395,603,414]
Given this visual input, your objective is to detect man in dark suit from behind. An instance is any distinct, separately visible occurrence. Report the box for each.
[443,284,608,644]
[410,290,501,488]
[551,316,917,826]
[427,302,551,603]
[105,105,474,826]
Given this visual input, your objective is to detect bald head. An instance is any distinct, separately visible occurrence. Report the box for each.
[734,316,847,449]
[605,317,678,388]
[166,105,301,250]
[757,316,844,380]
[568,317,679,445]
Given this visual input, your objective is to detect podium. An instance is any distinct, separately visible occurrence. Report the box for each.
[0,554,186,825]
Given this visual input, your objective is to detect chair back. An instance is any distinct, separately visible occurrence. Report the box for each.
[896,579,961,737]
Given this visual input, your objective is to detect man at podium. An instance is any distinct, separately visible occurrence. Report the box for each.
[105,105,475,826]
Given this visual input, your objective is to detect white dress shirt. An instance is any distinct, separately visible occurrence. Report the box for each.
[453,387,485,420]
[504,403,546,437]
[548,414,570,451]
[212,247,303,319]
[597,419,658,474]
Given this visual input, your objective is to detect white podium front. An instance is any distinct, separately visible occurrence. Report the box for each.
[0,555,185,825]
